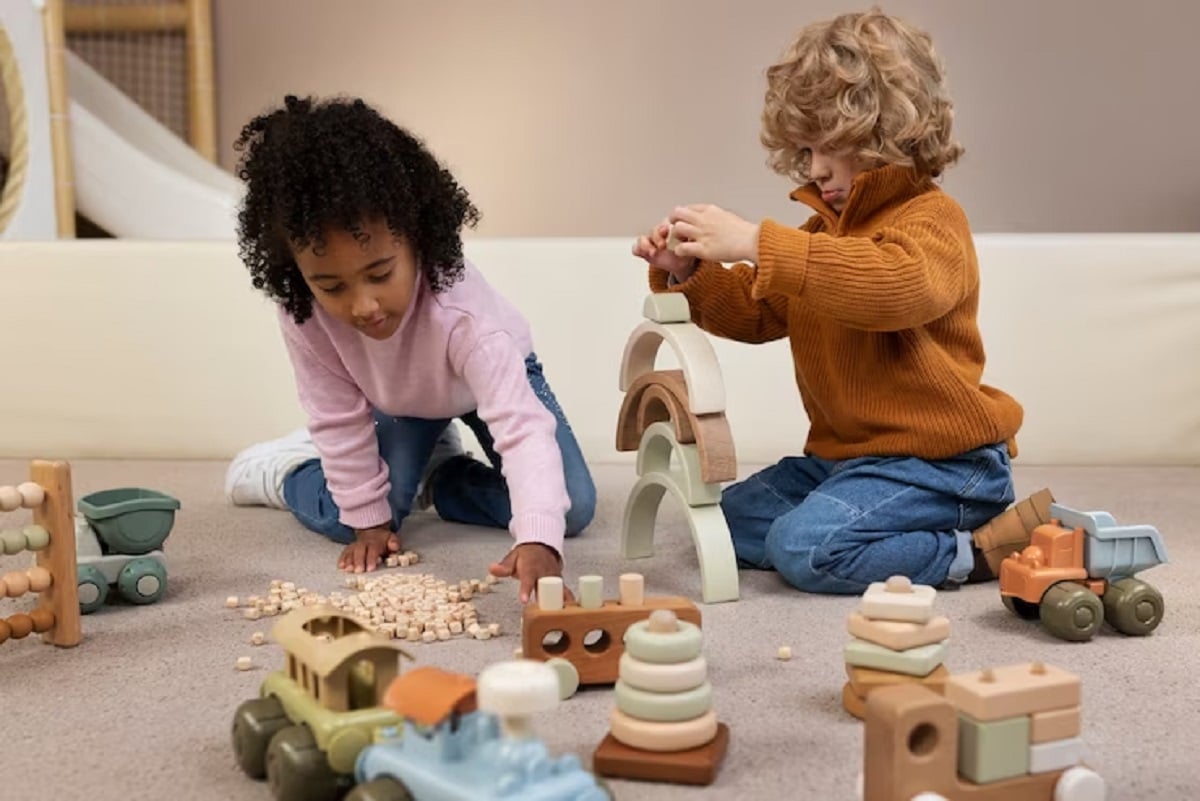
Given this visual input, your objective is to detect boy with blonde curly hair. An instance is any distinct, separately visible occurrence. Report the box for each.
[633,7,1046,595]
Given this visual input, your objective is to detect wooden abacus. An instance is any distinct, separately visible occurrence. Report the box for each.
[0,460,81,647]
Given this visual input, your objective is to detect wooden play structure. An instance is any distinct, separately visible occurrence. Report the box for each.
[0,459,82,647]
[616,292,740,603]
[0,0,219,238]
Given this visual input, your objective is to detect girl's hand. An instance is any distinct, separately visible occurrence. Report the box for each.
[489,542,576,605]
[668,204,759,264]
[339,525,399,573]
[632,219,698,283]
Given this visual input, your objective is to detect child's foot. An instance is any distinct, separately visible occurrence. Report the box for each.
[971,488,1055,578]
[224,428,319,509]
[415,424,468,511]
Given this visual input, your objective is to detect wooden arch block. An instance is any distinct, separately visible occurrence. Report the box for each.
[615,370,737,483]
[635,422,722,506]
[619,320,726,415]
[621,471,739,604]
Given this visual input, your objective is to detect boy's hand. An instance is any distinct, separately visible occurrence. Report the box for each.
[668,204,759,264]
[633,219,698,283]
[339,525,399,573]
[489,543,576,605]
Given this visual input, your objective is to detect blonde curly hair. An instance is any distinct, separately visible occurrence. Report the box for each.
[760,8,964,183]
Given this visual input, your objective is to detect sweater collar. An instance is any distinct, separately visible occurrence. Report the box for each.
[790,163,934,229]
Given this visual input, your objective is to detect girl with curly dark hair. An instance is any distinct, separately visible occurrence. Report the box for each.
[223,95,594,601]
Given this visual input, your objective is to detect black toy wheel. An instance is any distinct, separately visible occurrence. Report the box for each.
[231,696,289,778]
[265,724,352,801]
[346,777,416,801]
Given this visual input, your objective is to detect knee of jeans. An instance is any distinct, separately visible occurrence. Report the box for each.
[765,518,866,595]
[564,480,597,537]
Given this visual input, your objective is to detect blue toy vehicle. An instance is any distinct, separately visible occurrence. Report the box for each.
[348,660,611,801]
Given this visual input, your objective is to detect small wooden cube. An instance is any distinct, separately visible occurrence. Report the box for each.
[236,656,253,671]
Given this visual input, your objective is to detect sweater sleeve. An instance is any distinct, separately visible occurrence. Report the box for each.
[647,262,790,344]
[280,324,393,530]
[453,330,569,556]
[752,209,973,332]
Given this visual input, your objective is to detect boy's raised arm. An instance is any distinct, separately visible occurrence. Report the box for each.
[649,261,790,344]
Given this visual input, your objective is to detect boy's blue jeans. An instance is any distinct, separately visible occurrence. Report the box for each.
[281,353,596,545]
[722,442,1014,594]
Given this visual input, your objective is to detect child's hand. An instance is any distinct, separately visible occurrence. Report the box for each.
[488,543,576,605]
[668,204,759,264]
[339,525,399,573]
[633,219,698,282]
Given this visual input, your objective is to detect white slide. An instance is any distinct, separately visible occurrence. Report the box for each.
[66,49,242,239]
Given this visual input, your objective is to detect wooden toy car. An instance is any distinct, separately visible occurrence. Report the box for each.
[999,503,1167,641]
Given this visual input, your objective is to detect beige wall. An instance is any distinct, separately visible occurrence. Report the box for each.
[212,0,1200,237]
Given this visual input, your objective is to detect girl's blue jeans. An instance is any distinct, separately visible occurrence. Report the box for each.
[281,353,596,545]
[722,442,1015,594]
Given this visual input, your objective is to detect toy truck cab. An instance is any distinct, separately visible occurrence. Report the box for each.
[231,606,413,801]
[999,503,1167,641]
[349,661,611,801]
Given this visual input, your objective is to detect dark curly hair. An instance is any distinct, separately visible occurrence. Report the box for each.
[233,95,480,324]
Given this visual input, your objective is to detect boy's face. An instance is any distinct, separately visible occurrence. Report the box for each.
[292,218,419,340]
[806,148,870,213]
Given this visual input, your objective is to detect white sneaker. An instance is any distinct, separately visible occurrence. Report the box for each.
[224,428,319,508]
[414,423,468,510]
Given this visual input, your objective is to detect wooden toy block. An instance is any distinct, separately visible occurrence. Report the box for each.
[594,722,729,786]
[643,292,691,323]
[859,575,937,623]
[621,470,740,604]
[0,460,81,649]
[973,487,1055,575]
[863,684,1065,801]
[847,611,950,651]
[1030,705,1081,743]
[843,681,867,719]
[537,576,564,611]
[635,422,722,506]
[615,369,736,483]
[579,574,603,609]
[944,662,1081,722]
[1029,736,1085,773]
[844,638,947,677]
[666,224,683,254]
[619,572,645,606]
[520,595,701,685]
[958,713,1031,784]
[619,319,726,414]
[846,663,951,698]
[777,646,792,660]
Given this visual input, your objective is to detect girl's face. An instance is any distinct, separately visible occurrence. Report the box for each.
[804,147,872,212]
[293,218,419,340]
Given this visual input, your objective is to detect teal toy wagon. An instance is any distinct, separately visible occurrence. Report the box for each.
[74,487,181,613]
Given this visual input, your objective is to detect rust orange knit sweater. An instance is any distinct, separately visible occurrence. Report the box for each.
[649,164,1023,461]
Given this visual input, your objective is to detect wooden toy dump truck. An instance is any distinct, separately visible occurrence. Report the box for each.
[999,502,1167,641]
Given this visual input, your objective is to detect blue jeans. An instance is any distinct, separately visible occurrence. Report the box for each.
[282,353,596,545]
[721,443,1014,594]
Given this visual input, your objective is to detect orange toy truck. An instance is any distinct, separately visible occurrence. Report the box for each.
[999,503,1167,642]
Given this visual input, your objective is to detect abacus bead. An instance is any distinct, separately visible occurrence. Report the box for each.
[16,482,45,508]
[2,571,30,597]
[7,613,33,639]
[30,608,55,633]
[0,618,10,643]
[26,566,52,592]
[23,525,50,551]
[0,485,21,511]
[0,529,25,555]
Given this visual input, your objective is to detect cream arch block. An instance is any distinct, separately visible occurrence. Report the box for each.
[621,469,739,604]
[618,319,726,415]
[635,421,722,506]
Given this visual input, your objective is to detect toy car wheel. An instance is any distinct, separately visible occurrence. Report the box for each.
[265,724,352,801]
[1001,595,1040,620]
[1039,582,1103,642]
[1102,577,1164,636]
[116,557,167,605]
[346,777,415,801]
[76,564,109,614]
[231,696,289,778]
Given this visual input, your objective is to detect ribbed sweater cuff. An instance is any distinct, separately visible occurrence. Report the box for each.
[511,512,566,559]
[340,497,395,531]
[753,219,811,300]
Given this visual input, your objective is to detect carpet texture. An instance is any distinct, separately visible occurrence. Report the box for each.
[1,459,1196,801]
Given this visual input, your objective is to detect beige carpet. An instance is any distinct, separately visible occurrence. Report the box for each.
[0,459,1196,801]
